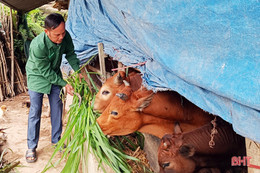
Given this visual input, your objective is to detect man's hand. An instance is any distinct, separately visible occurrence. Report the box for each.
[78,73,84,82]
[65,84,74,96]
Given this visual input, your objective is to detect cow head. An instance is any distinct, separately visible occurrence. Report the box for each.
[96,81,154,136]
[94,71,126,112]
[158,123,196,173]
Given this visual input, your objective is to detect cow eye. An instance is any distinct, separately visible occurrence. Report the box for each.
[162,162,170,168]
[102,90,110,95]
[111,111,118,116]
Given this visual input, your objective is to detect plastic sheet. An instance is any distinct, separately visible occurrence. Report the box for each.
[65,0,260,142]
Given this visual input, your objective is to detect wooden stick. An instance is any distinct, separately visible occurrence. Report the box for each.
[117,62,124,72]
[0,7,28,100]
[0,55,4,99]
[1,161,20,172]
[0,43,14,96]
[98,43,106,82]
[0,43,7,96]
[9,8,14,92]
[14,59,26,92]
[0,42,4,100]
[0,84,3,101]
[0,47,4,96]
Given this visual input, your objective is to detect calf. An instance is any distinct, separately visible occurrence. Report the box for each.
[158,119,246,173]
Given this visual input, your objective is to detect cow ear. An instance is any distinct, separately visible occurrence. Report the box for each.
[174,135,183,148]
[135,92,154,111]
[179,145,195,158]
[114,71,126,85]
[174,122,182,135]
[161,134,173,149]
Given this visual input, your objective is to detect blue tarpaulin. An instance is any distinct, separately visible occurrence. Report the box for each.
[65,0,260,142]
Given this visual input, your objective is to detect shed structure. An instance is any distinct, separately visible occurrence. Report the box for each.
[64,1,260,171]
[0,0,53,12]
[1,0,260,172]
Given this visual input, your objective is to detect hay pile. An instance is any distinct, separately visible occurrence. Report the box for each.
[109,134,154,173]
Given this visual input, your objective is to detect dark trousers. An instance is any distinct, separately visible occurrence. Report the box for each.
[27,85,63,149]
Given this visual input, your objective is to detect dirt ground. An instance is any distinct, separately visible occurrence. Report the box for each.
[0,92,66,173]
[0,90,153,173]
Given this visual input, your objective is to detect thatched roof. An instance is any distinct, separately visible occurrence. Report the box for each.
[0,0,54,12]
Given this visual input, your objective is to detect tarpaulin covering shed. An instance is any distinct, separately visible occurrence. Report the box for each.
[65,0,260,142]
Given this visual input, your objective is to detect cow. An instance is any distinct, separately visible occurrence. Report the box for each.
[96,83,175,138]
[158,120,246,173]
[95,71,214,126]
[96,81,215,138]
[94,71,142,112]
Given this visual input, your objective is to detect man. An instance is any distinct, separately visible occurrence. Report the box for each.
[25,13,81,163]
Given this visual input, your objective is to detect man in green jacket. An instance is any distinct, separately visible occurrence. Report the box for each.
[25,13,81,163]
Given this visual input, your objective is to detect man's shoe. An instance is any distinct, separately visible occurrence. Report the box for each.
[25,149,37,163]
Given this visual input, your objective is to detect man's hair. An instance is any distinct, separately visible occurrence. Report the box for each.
[44,13,65,30]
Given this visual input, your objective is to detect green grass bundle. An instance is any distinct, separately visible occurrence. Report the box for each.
[43,61,138,173]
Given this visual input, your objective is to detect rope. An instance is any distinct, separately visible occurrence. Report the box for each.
[111,61,146,71]
[209,115,218,148]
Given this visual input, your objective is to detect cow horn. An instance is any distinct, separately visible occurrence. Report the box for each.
[116,93,129,100]
[114,73,124,85]
[123,80,130,86]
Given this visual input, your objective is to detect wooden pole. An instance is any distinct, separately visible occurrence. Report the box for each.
[98,43,106,82]
[68,0,71,10]
[0,43,4,101]
[118,62,124,72]
[246,138,260,173]
[0,84,3,101]
[0,43,7,95]
[9,7,14,92]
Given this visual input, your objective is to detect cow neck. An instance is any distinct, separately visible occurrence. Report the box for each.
[138,114,175,138]
[143,91,186,121]
[181,97,214,125]
[181,118,245,155]
[179,95,193,121]
[181,122,213,153]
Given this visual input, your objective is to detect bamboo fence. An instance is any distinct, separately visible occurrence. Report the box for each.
[0,5,27,101]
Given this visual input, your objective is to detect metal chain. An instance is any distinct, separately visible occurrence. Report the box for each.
[209,115,218,148]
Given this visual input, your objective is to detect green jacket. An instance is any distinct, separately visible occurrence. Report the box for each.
[26,30,80,94]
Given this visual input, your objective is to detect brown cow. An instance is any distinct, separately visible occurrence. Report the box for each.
[95,72,214,130]
[96,84,175,138]
[96,81,215,138]
[94,71,142,112]
[158,120,246,173]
